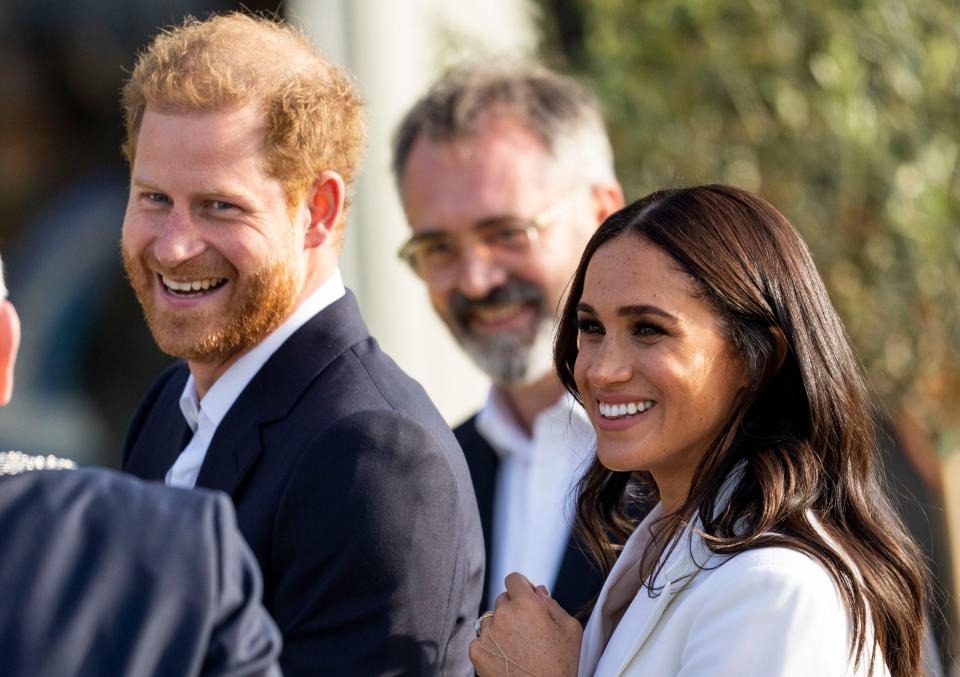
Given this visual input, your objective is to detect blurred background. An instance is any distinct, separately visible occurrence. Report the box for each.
[0,0,955,667]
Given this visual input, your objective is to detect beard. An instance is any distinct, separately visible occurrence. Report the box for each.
[445,278,557,386]
[122,246,299,364]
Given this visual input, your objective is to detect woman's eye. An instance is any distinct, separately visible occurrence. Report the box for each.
[576,317,603,336]
[633,322,664,338]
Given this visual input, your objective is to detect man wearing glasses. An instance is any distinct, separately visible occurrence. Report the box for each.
[392,62,624,620]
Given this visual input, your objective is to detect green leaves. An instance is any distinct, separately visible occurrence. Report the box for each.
[537,0,960,452]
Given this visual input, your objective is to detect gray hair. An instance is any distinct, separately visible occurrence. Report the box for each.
[392,60,616,189]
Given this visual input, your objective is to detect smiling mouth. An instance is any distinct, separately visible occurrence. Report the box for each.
[598,400,656,419]
[160,274,228,297]
[468,303,535,325]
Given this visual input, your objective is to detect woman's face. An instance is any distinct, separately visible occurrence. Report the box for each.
[573,235,748,507]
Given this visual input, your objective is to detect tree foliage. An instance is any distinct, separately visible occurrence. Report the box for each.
[536,0,960,454]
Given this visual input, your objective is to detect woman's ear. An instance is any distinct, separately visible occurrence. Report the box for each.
[0,300,21,406]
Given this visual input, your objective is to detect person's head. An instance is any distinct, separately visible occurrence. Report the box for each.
[0,256,20,407]
[120,13,364,373]
[556,184,924,676]
[393,61,623,387]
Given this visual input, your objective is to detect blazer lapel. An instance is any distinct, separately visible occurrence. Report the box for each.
[194,291,370,496]
[602,578,678,676]
[454,419,499,609]
[609,522,716,676]
[193,413,264,495]
[124,367,192,482]
[553,531,606,620]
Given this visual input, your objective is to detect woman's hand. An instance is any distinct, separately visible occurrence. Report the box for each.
[469,572,583,677]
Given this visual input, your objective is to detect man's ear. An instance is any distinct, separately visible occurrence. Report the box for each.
[0,300,21,407]
[590,181,626,225]
[303,170,346,249]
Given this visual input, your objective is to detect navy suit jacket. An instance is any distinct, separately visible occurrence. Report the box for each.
[455,415,605,622]
[0,467,281,677]
[124,291,484,676]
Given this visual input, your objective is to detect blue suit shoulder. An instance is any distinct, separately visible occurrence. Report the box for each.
[0,467,281,677]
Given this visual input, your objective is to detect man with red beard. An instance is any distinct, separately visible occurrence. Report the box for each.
[0,254,281,677]
[120,14,483,676]
[393,63,625,620]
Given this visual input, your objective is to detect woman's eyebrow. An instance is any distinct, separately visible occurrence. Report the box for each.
[617,304,678,322]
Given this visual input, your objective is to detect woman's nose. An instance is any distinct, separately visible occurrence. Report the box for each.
[587,338,633,386]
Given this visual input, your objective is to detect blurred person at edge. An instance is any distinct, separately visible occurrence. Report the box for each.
[392,62,625,619]
[0,254,282,676]
[120,13,483,676]
[469,185,926,677]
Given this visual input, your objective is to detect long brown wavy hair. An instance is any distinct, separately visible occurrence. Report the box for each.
[555,185,925,675]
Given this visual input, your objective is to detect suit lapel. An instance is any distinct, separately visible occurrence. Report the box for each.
[552,531,606,620]
[609,523,715,676]
[124,367,192,482]
[194,291,370,495]
[455,417,499,609]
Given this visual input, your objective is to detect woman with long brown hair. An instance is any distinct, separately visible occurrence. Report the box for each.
[469,185,925,676]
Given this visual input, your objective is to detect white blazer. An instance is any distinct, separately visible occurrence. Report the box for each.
[578,503,888,676]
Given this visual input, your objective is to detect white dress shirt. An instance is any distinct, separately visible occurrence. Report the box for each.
[475,389,595,607]
[165,270,346,488]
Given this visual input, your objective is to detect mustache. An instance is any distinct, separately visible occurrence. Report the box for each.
[448,278,546,323]
[136,250,234,280]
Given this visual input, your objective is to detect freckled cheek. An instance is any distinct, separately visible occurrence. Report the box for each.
[573,359,595,410]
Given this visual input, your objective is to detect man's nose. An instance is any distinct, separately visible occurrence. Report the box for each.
[454,244,507,299]
[153,209,206,268]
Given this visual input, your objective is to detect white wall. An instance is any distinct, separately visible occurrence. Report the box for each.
[288,0,538,424]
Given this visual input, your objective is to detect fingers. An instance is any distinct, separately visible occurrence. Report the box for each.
[504,572,539,599]
[539,589,574,624]
[469,612,499,676]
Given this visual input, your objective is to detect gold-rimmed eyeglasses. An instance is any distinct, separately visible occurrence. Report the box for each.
[398,201,564,289]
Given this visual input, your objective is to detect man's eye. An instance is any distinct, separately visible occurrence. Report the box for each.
[420,240,457,259]
[483,223,530,248]
[208,200,238,211]
[144,193,170,205]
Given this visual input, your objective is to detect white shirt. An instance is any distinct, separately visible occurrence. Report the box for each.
[475,389,595,607]
[165,270,346,488]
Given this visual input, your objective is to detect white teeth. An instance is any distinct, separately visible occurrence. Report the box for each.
[598,400,656,418]
[472,303,525,323]
[161,276,226,293]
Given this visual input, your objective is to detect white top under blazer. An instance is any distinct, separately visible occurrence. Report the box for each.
[579,497,888,676]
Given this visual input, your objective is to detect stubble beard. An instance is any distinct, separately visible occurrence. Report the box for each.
[122,247,300,364]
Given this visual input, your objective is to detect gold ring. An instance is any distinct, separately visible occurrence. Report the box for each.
[474,610,494,638]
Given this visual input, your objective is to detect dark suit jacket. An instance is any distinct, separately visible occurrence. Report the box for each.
[455,414,605,622]
[0,466,281,677]
[124,291,484,676]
